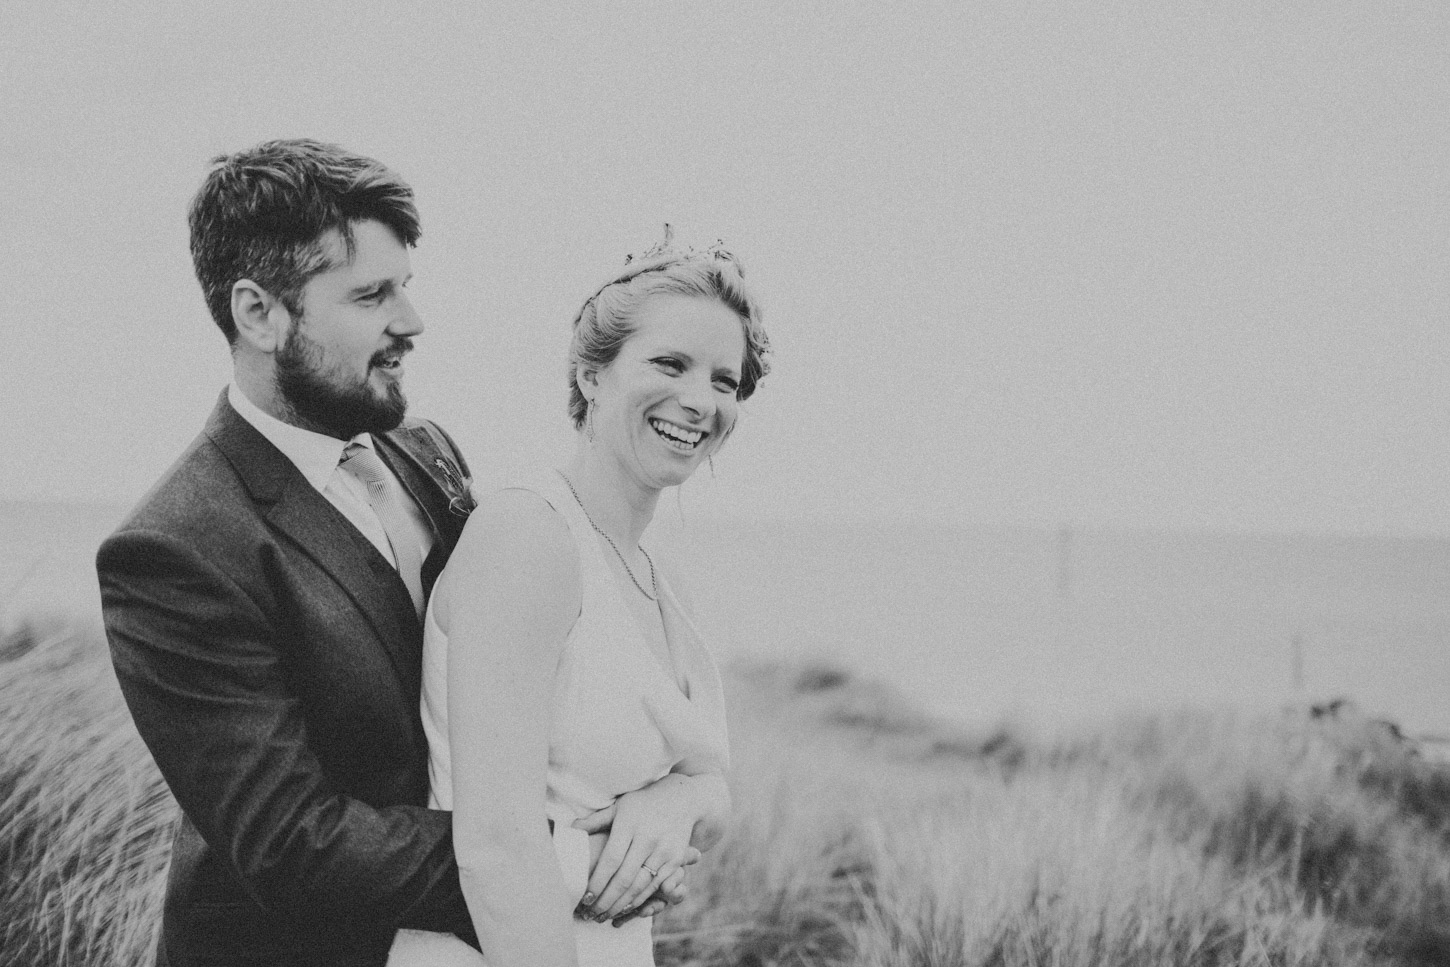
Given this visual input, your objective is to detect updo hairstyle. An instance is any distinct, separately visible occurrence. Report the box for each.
[567,237,770,430]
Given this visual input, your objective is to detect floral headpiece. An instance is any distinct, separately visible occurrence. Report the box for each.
[575,224,743,324]
[623,223,739,271]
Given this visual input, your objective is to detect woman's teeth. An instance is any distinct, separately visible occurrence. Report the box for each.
[650,418,704,451]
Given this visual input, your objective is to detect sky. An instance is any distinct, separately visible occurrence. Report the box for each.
[4,1,1449,536]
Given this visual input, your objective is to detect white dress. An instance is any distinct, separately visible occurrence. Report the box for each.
[388,473,730,967]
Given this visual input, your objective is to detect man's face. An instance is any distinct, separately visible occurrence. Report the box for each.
[274,219,422,438]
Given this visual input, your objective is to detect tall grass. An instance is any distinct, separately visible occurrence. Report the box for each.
[5,619,1450,966]
[0,613,175,967]
[657,662,1450,967]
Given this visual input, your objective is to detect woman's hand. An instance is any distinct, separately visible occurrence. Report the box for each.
[571,773,722,921]
[576,828,692,927]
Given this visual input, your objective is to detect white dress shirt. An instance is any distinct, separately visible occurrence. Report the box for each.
[227,382,434,568]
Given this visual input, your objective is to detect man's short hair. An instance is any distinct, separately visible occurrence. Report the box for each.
[189,139,421,342]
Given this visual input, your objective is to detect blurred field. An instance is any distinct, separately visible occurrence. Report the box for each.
[10,499,1450,742]
[4,610,1449,966]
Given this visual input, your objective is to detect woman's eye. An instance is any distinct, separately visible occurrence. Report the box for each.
[652,358,683,373]
[715,375,740,392]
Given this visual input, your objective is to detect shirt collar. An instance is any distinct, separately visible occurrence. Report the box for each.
[228,382,374,494]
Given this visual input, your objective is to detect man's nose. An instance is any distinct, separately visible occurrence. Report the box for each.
[390,292,424,337]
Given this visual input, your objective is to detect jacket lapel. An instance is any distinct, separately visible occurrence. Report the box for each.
[266,479,421,678]
[375,423,471,598]
[205,392,422,691]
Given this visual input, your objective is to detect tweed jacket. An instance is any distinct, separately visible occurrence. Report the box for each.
[98,391,478,967]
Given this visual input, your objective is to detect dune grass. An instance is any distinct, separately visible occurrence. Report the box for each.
[655,663,1450,966]
[4,616,1449,966]
[0,613,175,967]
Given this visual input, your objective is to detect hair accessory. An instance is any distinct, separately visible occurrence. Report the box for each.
[621,222,673,266]
[623,223,740,272]
[574,225,743,330]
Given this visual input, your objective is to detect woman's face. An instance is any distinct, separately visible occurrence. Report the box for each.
[588,293,746,490]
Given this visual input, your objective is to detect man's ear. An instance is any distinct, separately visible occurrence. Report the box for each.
[231,280,290,353]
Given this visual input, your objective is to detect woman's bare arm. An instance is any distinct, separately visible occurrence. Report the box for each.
[437,490,581,967]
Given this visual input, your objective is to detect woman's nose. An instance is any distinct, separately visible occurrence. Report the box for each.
[678,374,716,419]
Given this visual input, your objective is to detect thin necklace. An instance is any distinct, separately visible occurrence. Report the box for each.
[557,470,657,601]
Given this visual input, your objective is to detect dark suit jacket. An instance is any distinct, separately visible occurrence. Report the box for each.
[98,392,478,967]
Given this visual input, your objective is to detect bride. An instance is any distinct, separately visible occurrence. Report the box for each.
[389,231,770,966]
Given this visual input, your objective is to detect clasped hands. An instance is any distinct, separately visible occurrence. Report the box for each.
[569,773,713,927]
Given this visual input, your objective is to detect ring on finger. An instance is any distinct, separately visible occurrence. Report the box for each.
[642,864,659,877]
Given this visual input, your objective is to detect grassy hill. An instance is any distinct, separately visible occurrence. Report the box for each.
[3,612,1448,966]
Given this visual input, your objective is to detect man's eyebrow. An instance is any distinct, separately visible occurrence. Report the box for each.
[346,275,409,298]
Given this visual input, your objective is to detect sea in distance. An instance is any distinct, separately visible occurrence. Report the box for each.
[4,499,1448,742]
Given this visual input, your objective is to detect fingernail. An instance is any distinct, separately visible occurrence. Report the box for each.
[582,892,595,905]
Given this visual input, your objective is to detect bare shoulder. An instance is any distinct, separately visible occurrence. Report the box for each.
[435,489,580,626]
[464,488,569,544]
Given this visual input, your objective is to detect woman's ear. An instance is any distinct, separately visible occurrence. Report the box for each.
[574,365,598,402]
[232,280,290,353]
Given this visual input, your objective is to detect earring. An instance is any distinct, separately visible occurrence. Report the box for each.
[586,401,596,443]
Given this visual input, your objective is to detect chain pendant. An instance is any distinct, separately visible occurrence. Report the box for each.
[557,471,658,601]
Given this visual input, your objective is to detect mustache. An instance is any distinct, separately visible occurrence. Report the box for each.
[370,337,414,367]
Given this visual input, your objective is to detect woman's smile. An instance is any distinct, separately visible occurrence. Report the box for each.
[647,417,707,452]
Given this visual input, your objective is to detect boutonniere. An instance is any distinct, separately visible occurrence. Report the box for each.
[433,457,476,518]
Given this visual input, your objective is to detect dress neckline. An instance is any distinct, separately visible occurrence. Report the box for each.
[546,470,692,699]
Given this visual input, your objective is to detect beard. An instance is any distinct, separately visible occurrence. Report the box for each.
[274,324,410,439]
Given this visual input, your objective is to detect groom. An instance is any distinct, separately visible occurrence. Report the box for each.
[97,140,674,967]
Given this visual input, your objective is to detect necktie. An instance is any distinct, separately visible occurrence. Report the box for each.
[340,442,425,617]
